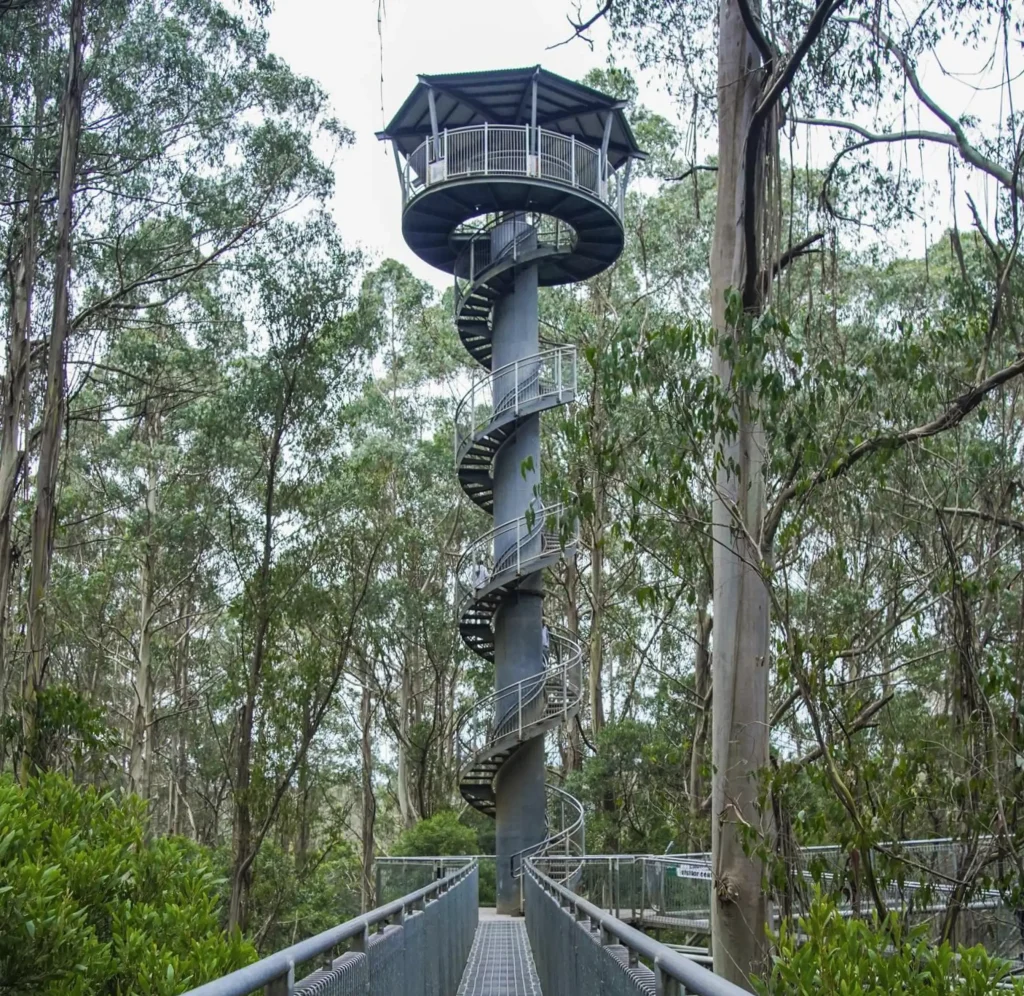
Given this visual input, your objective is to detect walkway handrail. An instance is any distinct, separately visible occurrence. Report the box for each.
[182,861,477,996]
[525,861,750,996]
[401,123,620,215]
[455,347,577,459]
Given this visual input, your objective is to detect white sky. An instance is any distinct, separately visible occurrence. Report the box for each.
[265,1,1019,292]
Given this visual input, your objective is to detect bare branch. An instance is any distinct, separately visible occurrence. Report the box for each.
[664,164,718,182]
[548,0,612,50]
[841,16,1024,199]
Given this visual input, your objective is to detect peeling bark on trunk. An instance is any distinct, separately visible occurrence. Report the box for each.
[20,0,85,783]
[397,654,417,826]
[709,0,772,985]
[0,185,38,721]
[589,483,606,737]
[688,604,712,846]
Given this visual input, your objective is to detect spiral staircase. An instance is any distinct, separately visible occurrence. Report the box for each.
[380,79,639,907]
[449,214,589,877]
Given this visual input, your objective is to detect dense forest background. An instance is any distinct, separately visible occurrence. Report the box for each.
[1,0,1024,992]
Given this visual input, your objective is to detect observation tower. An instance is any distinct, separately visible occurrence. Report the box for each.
[379,66,643,913]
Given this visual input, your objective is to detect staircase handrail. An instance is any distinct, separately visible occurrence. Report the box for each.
[452,211,577,315]
[454,346,577,459]
[457,627,583,765]
[455,501,577,611]
[510,784,585,879]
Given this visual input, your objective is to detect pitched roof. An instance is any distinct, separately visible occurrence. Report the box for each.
[377,66,646,168]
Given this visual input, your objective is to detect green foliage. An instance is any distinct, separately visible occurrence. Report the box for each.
[244,840,361,955]
[390,811,479,857]
[0,774,253,995]
[568,718,700,854]
[755,893,1024,995]
[1,685,117,781]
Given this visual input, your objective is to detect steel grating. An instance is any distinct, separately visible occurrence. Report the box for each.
[457,918,542,996]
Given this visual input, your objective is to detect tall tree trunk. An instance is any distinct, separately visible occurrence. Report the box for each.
[228,417,285,931]
[171,595,191,836]
[709,0,771,985]
[20,0,86,783]
[0,182,39,726]
[129,411,159,798]
[688,603,712,846]
[588,483,606,737]
[360,672,375,912]
[564,557,583,771]
[397,658,414,827]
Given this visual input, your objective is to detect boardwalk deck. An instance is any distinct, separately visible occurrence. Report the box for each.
[457,910,542,996]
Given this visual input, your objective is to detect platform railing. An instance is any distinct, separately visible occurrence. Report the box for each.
[401,123,619,214]
[182,862,477,996]
[454,347,577,461]
[524,861,749,996]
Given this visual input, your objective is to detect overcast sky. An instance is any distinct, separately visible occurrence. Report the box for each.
[265,1,1020,291]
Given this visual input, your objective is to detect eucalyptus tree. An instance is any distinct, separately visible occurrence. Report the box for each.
[558,0,1024,982]
[0,0,344,778]
[205,214,382,931]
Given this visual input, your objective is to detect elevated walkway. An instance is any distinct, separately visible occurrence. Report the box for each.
[457,911,541,996]
[181,859,748,996]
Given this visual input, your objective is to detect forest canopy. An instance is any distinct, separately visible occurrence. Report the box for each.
[0,0,1023,992]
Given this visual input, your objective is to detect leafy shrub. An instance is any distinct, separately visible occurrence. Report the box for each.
[390,810,478,857]
[0,773,254,995]
[755,892,1024,995]
[388,811,495,904]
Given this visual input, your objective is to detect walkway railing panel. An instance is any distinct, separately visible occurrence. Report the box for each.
[524,861,749,996]
[182,862,477,996]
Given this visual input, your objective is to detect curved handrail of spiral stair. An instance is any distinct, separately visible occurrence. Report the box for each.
[448,210,590,902]
[457,628,583,761]
[510,785,585,882]
[456,627,586,886]
[454,502,577,613]
[452,210,578,312]
[454,346,577,461]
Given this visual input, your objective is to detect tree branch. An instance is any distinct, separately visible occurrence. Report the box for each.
[664,164,718,182]
[789,693,894,770]
[764,352,1024,545]
[742,0,848,307]
[736,0,775,69]
[760,231,824,291]
[548,0,612,49]
[841,16,1024,199]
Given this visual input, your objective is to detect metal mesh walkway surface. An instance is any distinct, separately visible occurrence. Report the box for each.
[457,912,542,996]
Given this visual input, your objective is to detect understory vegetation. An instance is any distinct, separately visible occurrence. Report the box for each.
[1,0,1023,992]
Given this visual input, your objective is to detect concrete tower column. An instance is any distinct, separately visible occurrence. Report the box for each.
[490,215,547,913]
